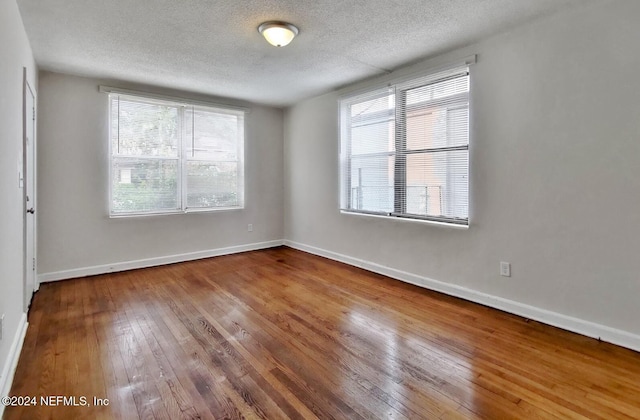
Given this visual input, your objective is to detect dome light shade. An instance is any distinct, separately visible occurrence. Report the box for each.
[258,21,299,47]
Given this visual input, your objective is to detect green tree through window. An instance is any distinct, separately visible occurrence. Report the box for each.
[109,94,245,216]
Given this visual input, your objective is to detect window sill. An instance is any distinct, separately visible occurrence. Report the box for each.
[109,206,244,219]
[340,210,469,229]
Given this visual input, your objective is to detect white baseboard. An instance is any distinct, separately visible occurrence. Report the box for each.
[0,313,28,417]
[283,240,640,353]
[38,240,285,283]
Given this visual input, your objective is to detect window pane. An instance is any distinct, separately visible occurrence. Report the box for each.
[185,108,241,160]
[349,93,395,156]
[186,161,239,208]
[405,150,468,219]
[113,98,179,157]
[350,94,394,118]
[351,119,395,155]
[406,75,469,106]
[110,98,119,154]
[350,155,394,213]
[111,158,179,213]
[406,104,468,150]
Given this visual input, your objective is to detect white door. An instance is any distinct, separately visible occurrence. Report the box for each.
[24,71,36,310]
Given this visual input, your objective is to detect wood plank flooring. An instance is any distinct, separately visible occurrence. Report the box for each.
[5,246,640,419]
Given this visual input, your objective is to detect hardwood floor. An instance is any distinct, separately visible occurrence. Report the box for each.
[5,247,640,419]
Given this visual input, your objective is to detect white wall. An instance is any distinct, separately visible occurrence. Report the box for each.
[284,0,640,341]
[0,0,37,396]
[37,72,284,276]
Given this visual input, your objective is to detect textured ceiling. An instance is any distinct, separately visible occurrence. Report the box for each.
[18,0,597,107]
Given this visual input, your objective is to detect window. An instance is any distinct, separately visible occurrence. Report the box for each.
[339,65,470,225]
[108,93,245,216]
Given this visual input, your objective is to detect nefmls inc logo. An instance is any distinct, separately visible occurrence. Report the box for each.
[40,396,88,406]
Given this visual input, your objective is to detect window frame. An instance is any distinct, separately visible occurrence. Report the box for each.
[106,90,246,218]
[339,63,472,226]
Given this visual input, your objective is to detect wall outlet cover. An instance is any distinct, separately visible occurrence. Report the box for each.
[500,262,511,277]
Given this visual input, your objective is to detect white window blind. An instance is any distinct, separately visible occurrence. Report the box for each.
[340,65,470,225]
[109,94,245,216]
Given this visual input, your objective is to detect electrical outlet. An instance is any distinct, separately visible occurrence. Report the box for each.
[500,262,511,277]
[248,224,253,232]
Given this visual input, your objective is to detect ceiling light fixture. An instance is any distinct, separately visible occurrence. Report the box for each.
[258,21,299,47]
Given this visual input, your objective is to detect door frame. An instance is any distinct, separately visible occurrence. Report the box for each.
[23,67,37,311]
